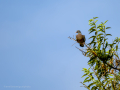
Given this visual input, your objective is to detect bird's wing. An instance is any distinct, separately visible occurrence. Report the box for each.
[82,35,86,42]
[76,33,82,41]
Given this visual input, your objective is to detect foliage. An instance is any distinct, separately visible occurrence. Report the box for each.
[69,17,120,90]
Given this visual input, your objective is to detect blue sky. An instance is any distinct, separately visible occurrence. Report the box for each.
[0,0,120,90]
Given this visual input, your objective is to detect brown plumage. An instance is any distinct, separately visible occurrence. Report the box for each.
[76,30,85,47]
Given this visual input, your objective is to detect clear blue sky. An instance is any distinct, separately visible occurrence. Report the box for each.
[0,0,120,90]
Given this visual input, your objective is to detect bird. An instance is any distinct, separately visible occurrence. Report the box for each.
[76,30,85,47]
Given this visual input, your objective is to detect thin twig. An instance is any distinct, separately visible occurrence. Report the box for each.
[72,42,77,46]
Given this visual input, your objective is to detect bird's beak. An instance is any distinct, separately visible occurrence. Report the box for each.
[75,32,77,33]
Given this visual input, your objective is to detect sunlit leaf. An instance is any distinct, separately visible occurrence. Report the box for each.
[95,20,98,23]
[93,17,98,19]
[104,20,108,24]
[89,19,93,22]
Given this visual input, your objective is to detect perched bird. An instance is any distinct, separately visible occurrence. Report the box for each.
[76,30,85,47]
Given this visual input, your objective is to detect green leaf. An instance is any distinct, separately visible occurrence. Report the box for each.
[97,25,102,29]
[83,77,89,83]
[95,32,97,35]
[104,20,108,24]
[88,38,96,45]
[91,86,98,90]
[82,73,88,78]
[93,17,98,19]
[95,20,98,23]
[106,27,111,29]
[98,29,105,33]
[88,82,95,88]
[115,37,119,42]
[105,38,108,41]
[114,53,119,58]
[95,64,98,70]
[98,29,103,32]
[119,37,120,42]
[89,27,96,31]
[89,22,95,26]
[98,33,103,36]
[89,26,96,31]
[89,19,93,22]
[108,74,113,77]
[99,27,104,30]
[88,57,97,66]
[87,79,92,82]
[89,29,96,34]
[116,44,118,51]
[101,22,104,24]
[105,41,108,49]
[102,80,105,84]
[89,36,96,39]
[109,44,113,48]
[84,79,92,83]
[93,42,97,47]
[97,36,104,42]
[83,68,87,71]
[106,34,112,36]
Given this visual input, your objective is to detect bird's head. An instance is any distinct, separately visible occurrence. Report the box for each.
[76,30,81,33]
